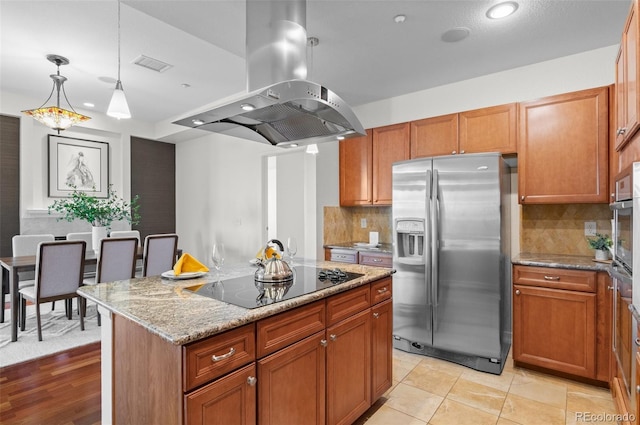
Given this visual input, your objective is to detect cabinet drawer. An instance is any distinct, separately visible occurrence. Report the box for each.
[359,252,392,268]
[257,300,326,358]
[184,323,256,392]
[513,265,597,293]
[327,285,371,326]
[331,249,359,264]
[371,278,392,305]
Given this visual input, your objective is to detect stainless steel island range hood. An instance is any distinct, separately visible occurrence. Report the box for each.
[173,0,365,148]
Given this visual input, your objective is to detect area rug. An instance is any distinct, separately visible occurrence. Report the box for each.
[0,300,101,368]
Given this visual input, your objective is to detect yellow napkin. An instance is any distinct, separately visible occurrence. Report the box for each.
[173,253,209,276]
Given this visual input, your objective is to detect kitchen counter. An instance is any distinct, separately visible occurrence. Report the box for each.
[512,252,612,272]
[77,259,393,346]
[324,242,393,254]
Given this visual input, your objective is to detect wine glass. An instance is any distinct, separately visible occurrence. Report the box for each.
[286,237,297,265]
[211,243,225,281]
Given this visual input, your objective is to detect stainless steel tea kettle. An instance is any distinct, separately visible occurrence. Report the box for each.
[255,239,294,283]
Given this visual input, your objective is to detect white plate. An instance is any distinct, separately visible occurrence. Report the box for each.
[161,270,207,280]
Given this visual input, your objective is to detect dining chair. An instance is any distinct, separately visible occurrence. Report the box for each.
[1,234,55,324]
[83,237,138,325]
[142,233,179,277]
[18,240,86,341]
[109,230,142,275]
[66,232,97,279]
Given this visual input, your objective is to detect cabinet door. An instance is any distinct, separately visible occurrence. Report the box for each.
[459,103,516,154]
[257,332,326,425]
[618,0,640,150]
[518,86,609,204]
[410,114,458,158]
[339,130,373,206]
[372,123,410,205]
[617,44,628,149]
[513,284,596,378]
[184,363,256,425]
[371,299,392,401]
[596,273,613,383]
[326,309,372,425]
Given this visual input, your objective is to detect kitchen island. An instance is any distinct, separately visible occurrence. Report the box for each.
[78,260,394,425]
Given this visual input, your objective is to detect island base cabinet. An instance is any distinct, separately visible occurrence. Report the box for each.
[513,285,596,378]
[326,308,372,425]
[185,364,257,425]
[371,299,393,400]
[257,332,326,425]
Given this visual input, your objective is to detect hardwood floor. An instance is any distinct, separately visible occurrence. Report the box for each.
[0,342,101,425]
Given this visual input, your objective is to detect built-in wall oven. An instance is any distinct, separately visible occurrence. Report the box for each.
[611,163,640,414]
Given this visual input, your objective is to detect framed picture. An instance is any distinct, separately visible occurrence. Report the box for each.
[48,135,109,198]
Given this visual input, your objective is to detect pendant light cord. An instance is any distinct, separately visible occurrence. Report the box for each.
[117,0,121,82]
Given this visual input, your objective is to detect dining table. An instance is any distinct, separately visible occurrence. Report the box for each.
[0,246,181,342]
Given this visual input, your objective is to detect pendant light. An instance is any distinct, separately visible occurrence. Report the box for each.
[22,54,90,133]
[107,0,131,119]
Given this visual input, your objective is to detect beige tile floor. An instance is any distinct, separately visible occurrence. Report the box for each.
[355,349,619,425]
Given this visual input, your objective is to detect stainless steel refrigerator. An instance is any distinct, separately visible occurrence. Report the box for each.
[392,152,511,374]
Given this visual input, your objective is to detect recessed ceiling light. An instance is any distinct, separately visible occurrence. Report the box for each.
[441,27,471,43]
[394,14,406,24]
[83,102,95,108]
[241,103,256,111]
[181,83,191,88]
[289,143,299,148]
[337,136,345,140]
[486,1,518,19]
[192,119,204,126]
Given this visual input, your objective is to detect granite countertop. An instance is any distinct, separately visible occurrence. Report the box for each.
[512,253,612,272]
[324,242,393,254]
[77,259,393,346]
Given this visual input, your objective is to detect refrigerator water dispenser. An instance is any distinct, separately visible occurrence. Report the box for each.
[396,219,425,259]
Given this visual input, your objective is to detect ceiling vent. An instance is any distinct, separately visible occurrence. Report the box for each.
[132,55,173,73]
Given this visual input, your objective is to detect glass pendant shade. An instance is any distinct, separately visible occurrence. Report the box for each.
[107,80,131,119]
[23,106,90,131]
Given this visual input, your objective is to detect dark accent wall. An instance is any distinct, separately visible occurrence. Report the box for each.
[130,136,176,241]
[0,115,20,257]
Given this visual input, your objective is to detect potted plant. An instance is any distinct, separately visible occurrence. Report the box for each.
[49,185,141,251]
[587,233,612,261]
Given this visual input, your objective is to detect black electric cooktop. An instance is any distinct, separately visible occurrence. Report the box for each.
[184,266,364,309]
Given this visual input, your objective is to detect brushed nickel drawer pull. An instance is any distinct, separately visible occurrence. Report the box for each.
[320,339,328,347]
[372,258,382,262]
[543,276,560,281]
[212,347,236,362]
[247,376,257,386]
[373,312,380,319]
[377,287,388,294]
[330,334,337,341]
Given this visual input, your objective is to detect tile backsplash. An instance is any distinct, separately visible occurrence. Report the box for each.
[324,206,392,245]
[520,203,612,256]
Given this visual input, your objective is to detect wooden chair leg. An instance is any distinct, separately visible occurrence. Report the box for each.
[35,302,42,341]
[78,297,85,331]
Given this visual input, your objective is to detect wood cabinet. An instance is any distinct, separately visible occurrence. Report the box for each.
[339,123,409,206]
[616,0,640,150]
[371,299,393,400]
[518,86,609,204]
[339,130,372,206]
[359,251,392,268]
[512,265,611,382]
[410,103,516,159]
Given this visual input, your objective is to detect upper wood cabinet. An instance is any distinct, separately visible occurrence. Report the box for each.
[518,86,609,204]
[410,104,516,159]
[615,0,639,150]
[339,124,409,206]
[339,130,373,206]
[372,123,410,205]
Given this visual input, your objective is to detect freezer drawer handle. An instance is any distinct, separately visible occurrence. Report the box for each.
[543,275,560,281]
[212,347,236,362]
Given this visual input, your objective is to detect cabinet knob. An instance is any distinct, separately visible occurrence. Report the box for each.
[377,287,388,294]
[247,376,257,386]
[520,196,525,201]
[515,289,521,295]
[373,312,380,319]
[452,150,457,155]
[607,285,614,290]
[544,275,561,281]
[635,338,640,346]
[330,334,337,341]
[212,347,236,362]
[637,385,640,394]
[320,339,328,347]
[460,150,465,154]
[611,193,615,199]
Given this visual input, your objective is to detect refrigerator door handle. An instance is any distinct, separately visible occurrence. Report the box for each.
[425,170,432,307]
[432,170,440,309]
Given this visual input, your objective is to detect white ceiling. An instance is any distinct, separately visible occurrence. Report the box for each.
[0,0,631,126]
